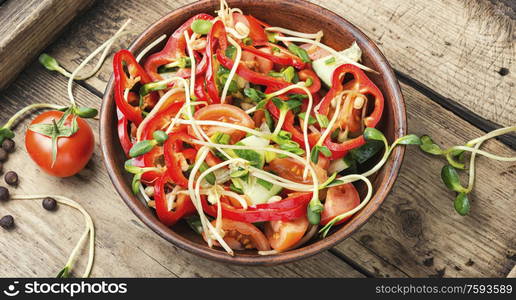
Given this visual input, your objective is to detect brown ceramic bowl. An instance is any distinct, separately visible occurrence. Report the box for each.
[100,0,407,265]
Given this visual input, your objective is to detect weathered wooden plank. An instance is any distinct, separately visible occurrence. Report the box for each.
[312,0,515,127]
[0,0,94,89]
[0,63,363,277]
[334,82,516,278]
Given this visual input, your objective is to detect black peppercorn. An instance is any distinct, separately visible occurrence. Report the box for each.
[4,171,18,186]
[0,148,7,162]
[42,197,57,211]
[0,215,14,229]
[0,186,8,201]
[1,139,15,153]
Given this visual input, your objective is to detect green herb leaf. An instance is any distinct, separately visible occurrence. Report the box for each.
[363,127,385,142]
[304,77,313,87]
[211,132,231,145]
[288,44,311,63]
[199,162,216,185]
[153,130,169,144]
[244,87,266,102]
[310,147,320,164]
[39,53,61,71]
[191,19,213,35]
[230,168,249,178]
[242,37,253,46]
[441,165,467,193]
[264,110,275,132]
[185,216,204,234]
[256,178,273,190]
[124,159,143,174]
[140,81,168,96]
[318,146,332,157]
[395,134,421,145]
[0,127,15,144]
[132,173,142,194]
[298,112,316,125]
[56,266,70,278]
[307,204,322,225]
[316,114,330,128]
[420,143,443,155]
[225,45,237,59]
[129,140,157,157]
[74,107,98,118]
[288,93,308,101]
[230,183,243,194]
[454,192,470,216]
[277,130,292,140]
[266,32,278,43]
[318,172,337,190]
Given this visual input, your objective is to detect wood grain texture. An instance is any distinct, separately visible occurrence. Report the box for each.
[0,0,94,90]
[333,82,516,277]
[0,63,363,278]
[312,0,515,127]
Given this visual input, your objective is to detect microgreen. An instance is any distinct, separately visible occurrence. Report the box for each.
[298,112,316,125]
[271,97,302,136]
[191,19,213,35]
[244,87,266,103]
[316,114,329,128]
[199,162,216,185]
[287,43,311,63]
[310,145,331,163]
[324,57,336,65]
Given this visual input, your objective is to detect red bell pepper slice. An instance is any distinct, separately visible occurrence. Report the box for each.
[318,64,384,159]
[154,174,196,226]
[140,101,186,140]
[202,192,312,223]
[205,20,229,103]
[116,108,133,157]
[113,49,158,125]
[143,13,214,81]
[233,13,268,46]
[241,43,305,69]
[163,132,198,188]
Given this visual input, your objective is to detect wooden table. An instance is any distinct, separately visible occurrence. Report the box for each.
[0,0,514,278]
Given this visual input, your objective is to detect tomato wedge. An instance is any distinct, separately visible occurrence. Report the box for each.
[190,104,255,143]
[267,157,328,185]
[265,217,309,252]
[203,219,271,251]
[320,183,360,225]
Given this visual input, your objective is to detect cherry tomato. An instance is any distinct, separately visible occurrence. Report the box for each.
[265,217,309,251]
[202,219,271,251]
[267,157,328,185]
[320,183,360,225]
[191,104,255,143]
[25,111,94,177]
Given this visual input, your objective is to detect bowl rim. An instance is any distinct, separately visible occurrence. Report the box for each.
[100,0,407,266]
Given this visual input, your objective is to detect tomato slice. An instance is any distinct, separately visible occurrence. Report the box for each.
[241,50,273,74]
[190,104,255,143]
[320,183,360,225]
[203,219,271,251]
[267,157,328,185]
[265,217,309,251]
